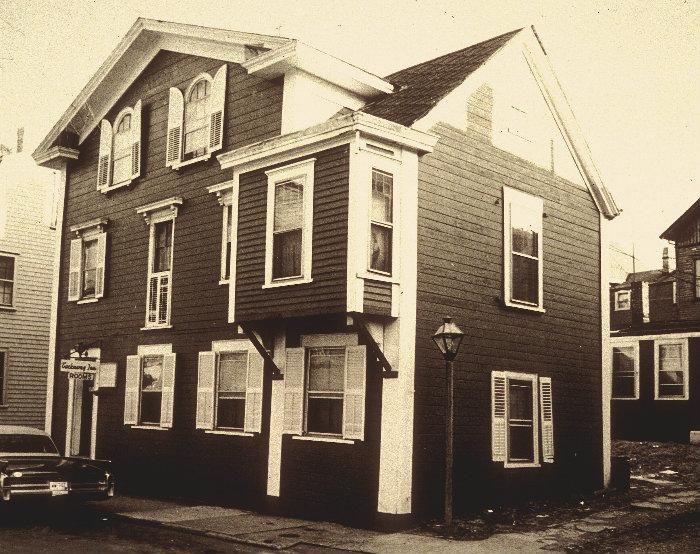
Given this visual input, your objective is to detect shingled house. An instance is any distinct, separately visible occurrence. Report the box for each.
[611,201,700,443]
[33,19,619,525]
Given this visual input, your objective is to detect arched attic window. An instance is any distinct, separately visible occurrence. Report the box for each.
[96,100,141,192]
[184,77,211,160]
[113,113,133,185]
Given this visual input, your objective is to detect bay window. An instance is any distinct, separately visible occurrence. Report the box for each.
[369,169,393,274]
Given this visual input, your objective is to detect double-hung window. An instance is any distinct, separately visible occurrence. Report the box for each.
[67,220,108,303]
[96,101,141,192]
[369,169,393,274]
[492,371,554,466]
[282,334,366,441]
[614,290,630,311]
[264,159,314,287]
[124,345,176,429]
[195,340,264,434]
[503,187,544,311]
[612,344,639,399]
[654,338,689,400]
[0,254,16,308]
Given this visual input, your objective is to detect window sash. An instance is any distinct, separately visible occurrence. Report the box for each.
[82,239,98,297]
[184,81,210,156]
[153,221,173,273]
[655,341,688,399]
[305,347,346,436]
[615,291,630,310]
[140,355,163,425]
[612,346,637,399]
[505,375,538,465]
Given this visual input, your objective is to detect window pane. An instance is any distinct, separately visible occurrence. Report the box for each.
[613,347,635,373]
[659,370,684,385]
[117,114,131,133]
[0,282,13,306]
[659,344,682,372]
[509,424,535,461]
[218,352,247,393]
[0,256,14,280]
[371,170,393,223]
[512,254,538,304]
[216,397,245,429]
[142,356,163,392]
[140,392,162,425]
[511,204,539,257]
[153,221,173,273]
[307,398,343,435]
[370,224,392,273]
[508,380,533,420]
[308,347,345,392]
[508,380,534,463]
[184,80,210,156]
[274,181,303,232]
[659,383,685,397]
[613,376,635,398]
[272,229,302,279]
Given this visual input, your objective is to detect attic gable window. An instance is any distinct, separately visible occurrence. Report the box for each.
[166,65,227,170]
[614,290,631,311]
[96,101,142,193]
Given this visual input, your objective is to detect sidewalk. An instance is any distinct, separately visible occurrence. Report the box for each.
[91,482,699,553]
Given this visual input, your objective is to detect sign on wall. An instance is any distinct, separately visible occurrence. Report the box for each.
[60,358,99,381]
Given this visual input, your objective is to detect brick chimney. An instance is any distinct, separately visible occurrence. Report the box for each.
[662,246,669,273]
[16,127,24,154]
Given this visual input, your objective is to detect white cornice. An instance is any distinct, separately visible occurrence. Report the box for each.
[136,196,183,224]
[33,146,79,168]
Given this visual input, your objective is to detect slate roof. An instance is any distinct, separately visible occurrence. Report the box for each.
[361,29,522,127]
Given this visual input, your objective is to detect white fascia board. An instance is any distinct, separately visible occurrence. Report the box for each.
[243,41,394,97]
[218,112,438,170]
[33,146,80,168]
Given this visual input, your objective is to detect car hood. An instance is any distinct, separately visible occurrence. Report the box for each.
[0,456,107,478]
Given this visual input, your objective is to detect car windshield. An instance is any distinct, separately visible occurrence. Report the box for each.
[0,434,59,455]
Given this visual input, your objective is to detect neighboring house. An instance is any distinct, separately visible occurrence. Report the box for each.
[610,206,700,443]
[33,19,619,525]
[0,133,56,427]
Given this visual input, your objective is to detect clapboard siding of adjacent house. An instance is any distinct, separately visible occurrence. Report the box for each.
[0,155,55,427]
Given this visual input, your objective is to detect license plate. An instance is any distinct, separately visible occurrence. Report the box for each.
[49,482,69,496]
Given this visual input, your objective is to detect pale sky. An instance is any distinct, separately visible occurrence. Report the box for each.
[1,0,698,281]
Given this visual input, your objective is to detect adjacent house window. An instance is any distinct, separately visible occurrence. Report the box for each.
[612,344,639,399]
[654,339,689,400]
[195,340,264,434]
[491,371,554,466]
[503,187,544,310]
[123,346,176,429]
[166,66,226,169]
[614,290,631,311]
[282,334,366,441]
[96,101,141,192]
[67,221,107,303]
[264,159,315,287]
[0,350,7,405]
[0,254,16,308]
[369,169,393,274]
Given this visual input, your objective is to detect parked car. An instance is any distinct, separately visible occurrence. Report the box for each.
[0,425,114,502]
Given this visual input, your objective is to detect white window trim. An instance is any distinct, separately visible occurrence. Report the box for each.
[502,186,545,313]
[611,342,640,400]
[503,371,541,469]
[614,290,631,311]
[67,220,108,303]
[366,158,399,279]
[137,198,181,329]
[131,343,173,429]
[206,182,235,285]
[0,349,8,407]
[106,106,136,191]
[0,252,18,310]
[654,338,689,401]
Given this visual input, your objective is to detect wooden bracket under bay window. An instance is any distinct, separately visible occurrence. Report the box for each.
[239,323,283,380]
[349,312,398,378]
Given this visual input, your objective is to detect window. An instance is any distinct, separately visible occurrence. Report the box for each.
[614,290,631,311]
[369,169,393,274]
[282,334,366,441]
[67,221,107,302]
[224,204,233,280]
[96,101,141,192]
[492,371,554,466]
[264,159,314,287]
[166,66,226,169]
[195,341,264,434]
[503,187,544,311]
[695,259,700,299]
[136,197,181,329]
[655,339,689,400]
[672,281,677,304]
[0,350,6,405]
[124,346,176,428]
[612,344,639,399]
[0,255,15,308]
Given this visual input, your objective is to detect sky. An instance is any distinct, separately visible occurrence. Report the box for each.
[1,0,698,281]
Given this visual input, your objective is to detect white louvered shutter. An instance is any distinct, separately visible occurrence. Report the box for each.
[343,345,366,440]
[159,353,176,428]
[166,87,184,167]
[68,238,82,301]
[94,232,107,298]
[244,350,264,433]
[282,348,305,435]
[196,351,216,430]
[491,371,507,462]
[539,377,554,463]
[131,100,142,178]
[96,119,113,189]
[209,64,227,152]
[124,355,141,425]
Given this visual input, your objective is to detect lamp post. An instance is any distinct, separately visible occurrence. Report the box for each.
[432,316,465,527]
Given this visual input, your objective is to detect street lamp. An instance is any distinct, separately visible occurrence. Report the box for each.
[432,316,465,527]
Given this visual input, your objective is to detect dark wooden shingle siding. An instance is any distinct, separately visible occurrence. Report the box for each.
[363,280,392,316]
[675,242,700,321]
[235,146,349,322]
[648,280,679,323]
[413,115,603,514]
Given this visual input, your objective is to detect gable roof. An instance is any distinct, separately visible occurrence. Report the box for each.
[362,29,521,127]
[660,197,700,241]
[625,269,666,284]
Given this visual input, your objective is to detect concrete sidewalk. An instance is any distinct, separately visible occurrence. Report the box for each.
[92,485,700,553]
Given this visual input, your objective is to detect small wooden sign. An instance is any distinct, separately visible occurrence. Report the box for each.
[97,362,117,389]
[60,358,99,374]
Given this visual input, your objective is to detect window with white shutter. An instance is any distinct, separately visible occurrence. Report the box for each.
[124,345,175,429]
[539,377,554,463]
[67,221,108,303]
[97,101,142,193]
[166,65,227,170]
